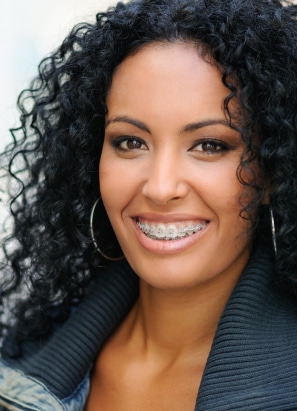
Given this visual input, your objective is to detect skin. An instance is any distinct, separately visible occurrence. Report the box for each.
[85,42,253,410]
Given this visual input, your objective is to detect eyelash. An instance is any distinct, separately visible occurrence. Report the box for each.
[110,136,147,152]
[190,139,233,154]
[110,136,233,154]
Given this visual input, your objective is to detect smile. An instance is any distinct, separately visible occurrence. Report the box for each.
[136,219,209,240]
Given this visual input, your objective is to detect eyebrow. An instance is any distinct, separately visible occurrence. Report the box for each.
[105,115,231,134]
[182,119,230,132]
[105,116,151,133]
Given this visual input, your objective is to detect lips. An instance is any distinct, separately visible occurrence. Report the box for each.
[135,218,209,241]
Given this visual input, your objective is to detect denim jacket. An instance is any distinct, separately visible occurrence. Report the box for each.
[0,362,89,410]
[1,247,297,411]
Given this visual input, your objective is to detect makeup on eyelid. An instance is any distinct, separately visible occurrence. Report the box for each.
[105,126,240,157]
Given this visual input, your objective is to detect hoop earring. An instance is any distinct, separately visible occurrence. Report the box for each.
[90,198,124,261]
[269,206,277,256]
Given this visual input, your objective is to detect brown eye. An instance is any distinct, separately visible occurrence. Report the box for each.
[110,136,148,152]
[198,142,220,152]
[126,139,142,150]
[191,139,230,154]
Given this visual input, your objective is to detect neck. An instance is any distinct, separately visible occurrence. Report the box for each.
[125,264,245,364]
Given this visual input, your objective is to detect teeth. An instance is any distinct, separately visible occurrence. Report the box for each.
[187,224,194,235]
[167,224,178,239]
[155,224,166,239]
[136,220,207,240]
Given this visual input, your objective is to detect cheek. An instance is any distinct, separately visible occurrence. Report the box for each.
[99,151,115,212]
[99,151,133,222]
[194,163,245,214]
[99,146,121,193]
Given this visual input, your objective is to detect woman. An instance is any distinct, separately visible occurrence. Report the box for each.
[1,0,297,409]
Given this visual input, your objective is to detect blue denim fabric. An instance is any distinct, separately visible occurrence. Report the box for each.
[0,359,90,411]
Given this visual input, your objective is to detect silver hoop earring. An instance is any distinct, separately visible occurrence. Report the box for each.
[90,198,124,261]
[269,206,277,256]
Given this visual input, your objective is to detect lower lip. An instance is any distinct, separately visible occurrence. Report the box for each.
[131,219,209,255]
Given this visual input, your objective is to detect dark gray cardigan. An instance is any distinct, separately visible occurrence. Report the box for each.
[1,246,297,410]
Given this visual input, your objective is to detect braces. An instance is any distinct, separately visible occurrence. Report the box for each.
[136,221,207,240]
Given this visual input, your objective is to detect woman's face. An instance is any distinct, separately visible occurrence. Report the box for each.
[100,42,252,290]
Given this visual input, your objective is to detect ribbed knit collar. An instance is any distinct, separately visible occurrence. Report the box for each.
[12,247,297,410]
[19,259,139,398]
[195,246,297,410]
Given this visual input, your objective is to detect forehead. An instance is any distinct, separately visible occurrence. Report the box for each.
[108,41,224,93]
[106,42,233,128]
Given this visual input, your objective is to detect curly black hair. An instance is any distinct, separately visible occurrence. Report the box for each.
[1,0,297,354]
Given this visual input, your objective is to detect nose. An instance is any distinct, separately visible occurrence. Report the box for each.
[142,150,188,205]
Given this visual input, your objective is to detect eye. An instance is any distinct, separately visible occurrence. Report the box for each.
[110,136,148,152]
[125,139,143,150]
[191,139,232,154]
